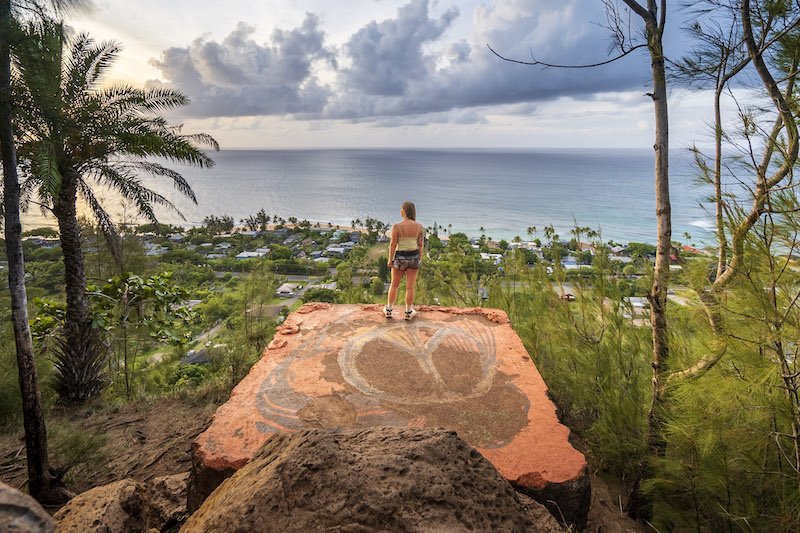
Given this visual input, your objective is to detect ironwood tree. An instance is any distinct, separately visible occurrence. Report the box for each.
[489,0,671,520]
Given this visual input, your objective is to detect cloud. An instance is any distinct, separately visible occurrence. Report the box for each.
[321,0,653,121]
[149,14,333,117]
[150,0,656,124]
[341,0,459,96]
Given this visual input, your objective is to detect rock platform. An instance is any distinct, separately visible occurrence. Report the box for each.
[189,304,589,527]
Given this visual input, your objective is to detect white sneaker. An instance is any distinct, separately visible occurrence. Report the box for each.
[404,309,417,321]
[384,306,393,318]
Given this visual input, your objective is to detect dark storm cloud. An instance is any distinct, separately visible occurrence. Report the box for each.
[322,0,653,120]
[148,14,333,117]
[341,0,459,96]
[151,0,657,122]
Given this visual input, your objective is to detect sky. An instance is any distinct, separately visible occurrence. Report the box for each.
[65,0,732,150]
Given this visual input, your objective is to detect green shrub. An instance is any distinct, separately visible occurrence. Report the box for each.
[169,364,209,388]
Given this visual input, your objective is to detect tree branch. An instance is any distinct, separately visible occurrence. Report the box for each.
[486,42,647,69]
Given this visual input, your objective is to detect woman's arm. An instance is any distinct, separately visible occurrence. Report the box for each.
[388,224,398,266]
[417,225,424,259]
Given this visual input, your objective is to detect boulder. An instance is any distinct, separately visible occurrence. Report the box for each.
[54,474,189,533]
[183,427,563,533]
[143,473,189,531]
[190,304,590,527]
[54,479,145,533]
[0,481,56,533]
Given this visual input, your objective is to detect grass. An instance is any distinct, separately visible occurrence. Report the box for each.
[366,243,389,261]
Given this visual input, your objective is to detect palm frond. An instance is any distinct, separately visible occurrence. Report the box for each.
[32,140,62,198]
[76,178,123,264]
[19,176,42,212]
[94,116,216,168]
[63,34,119,106]
[90,163,185,222]
[119,160,198,203]
[97,85,188,117]
[139,86,189,112]
[13,19,65,119]
[179,132,220,151]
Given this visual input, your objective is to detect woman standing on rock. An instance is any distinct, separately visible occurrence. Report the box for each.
[385,201,424,320]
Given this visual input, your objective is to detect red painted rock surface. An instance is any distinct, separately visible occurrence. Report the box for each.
[189,304,589,526]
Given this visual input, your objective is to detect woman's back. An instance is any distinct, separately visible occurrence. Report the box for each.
[394,220,422,251]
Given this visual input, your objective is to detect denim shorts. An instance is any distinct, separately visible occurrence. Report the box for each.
[392,250,421,271]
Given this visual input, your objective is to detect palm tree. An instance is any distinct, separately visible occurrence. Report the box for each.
[14,21,217,402]
[1,0,83,503]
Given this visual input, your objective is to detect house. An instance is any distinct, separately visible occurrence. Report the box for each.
[25,237,60,249]
[479,252,502,265]
[310,250,324,259]
[206,253,226,260]
[168,234,185,243]
[215,242,233,250]
[284,234,301,245]
[609,255,633,264]
[254,247,272,255]
[236,251,267,260]
[623,297,649,319]
[681,245,704,255]
[314,257,330,264]
[144,242,168,256]
[199,242,214,248]
[276,283,299,298]
[561,256,579,270]
[350,232,361,242]
[326,246,348,258]
[181,349,211,365]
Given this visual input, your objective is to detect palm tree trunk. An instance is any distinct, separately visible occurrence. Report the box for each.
[53,171,95,401]
[0,0,54,501]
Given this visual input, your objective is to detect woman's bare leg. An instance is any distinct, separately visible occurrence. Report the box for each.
[388,268,404,308]
[404,268,418,308]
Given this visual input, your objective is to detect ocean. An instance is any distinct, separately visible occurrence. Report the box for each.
[29,148,715,244]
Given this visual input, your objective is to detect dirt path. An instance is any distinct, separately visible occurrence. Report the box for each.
[0,395,221,498]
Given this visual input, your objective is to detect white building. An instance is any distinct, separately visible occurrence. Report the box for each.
[276,283,299,298]
[236,250,267,260]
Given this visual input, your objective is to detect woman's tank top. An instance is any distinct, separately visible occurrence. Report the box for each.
[397,236,418,251]
[396,223,420,251]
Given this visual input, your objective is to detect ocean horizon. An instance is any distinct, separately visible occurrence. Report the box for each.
[24,148,714,245]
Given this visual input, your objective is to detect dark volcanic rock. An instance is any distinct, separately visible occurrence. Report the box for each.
[182,427,563,533]
[0,481,56,533]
